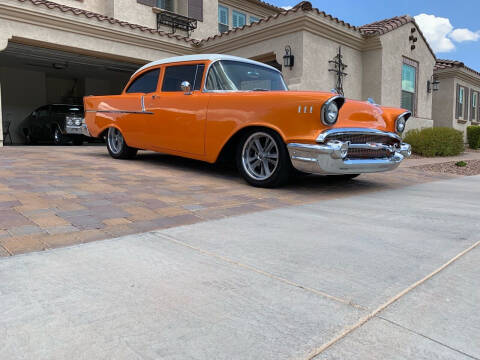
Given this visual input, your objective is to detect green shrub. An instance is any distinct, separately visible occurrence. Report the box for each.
[467,126,480,149]
[455,161,467,167]
[404,127,464,157]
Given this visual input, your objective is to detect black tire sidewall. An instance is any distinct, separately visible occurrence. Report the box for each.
[236,129,291,188]
[106,128,137,159]
[53,127,63,145]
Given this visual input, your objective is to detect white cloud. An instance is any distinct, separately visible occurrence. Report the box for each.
[414,14,455,52]
[414,14,480,53]
[450,28,480,42]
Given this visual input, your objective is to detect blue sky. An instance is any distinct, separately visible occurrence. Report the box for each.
[268,0,480,71]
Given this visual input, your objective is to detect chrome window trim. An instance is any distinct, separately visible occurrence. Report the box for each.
[395,111,412,133]
[202,59,288,93]
[316,128,402,143]
[321,95,344,126]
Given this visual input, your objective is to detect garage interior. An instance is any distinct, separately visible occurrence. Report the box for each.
[0,42,141,145]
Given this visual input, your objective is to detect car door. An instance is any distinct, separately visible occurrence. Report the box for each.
[121,68,161,149]
[144,63,208,156]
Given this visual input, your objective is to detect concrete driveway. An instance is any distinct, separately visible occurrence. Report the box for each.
[1,174,479,359]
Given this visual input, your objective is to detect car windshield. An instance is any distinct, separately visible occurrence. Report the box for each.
[205,60,287,92]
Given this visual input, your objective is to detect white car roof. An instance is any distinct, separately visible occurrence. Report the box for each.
[132,54,280,77]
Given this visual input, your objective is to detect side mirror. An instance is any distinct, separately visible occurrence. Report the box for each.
[181,81,192,95]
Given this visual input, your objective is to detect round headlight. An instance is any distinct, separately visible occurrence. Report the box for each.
[74,119,82,126]
[323,101,339,126]
[66,118,73,126]
[396,112,411,133]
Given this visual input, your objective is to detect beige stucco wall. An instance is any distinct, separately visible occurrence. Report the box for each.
[379,24,435,132]
[432,76,455,128]
[302,32,363,99]
[53,0,108,14]
[0,0,192,63]
[362,48,382,102]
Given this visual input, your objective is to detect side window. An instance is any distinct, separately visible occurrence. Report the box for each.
[126,69,160,94]
[162,64,205,92]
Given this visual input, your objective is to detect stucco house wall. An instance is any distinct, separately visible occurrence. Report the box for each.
[378,23,435,132]
[432,77,455,128]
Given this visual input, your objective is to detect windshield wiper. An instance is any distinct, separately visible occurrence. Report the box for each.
[252,88,269,91]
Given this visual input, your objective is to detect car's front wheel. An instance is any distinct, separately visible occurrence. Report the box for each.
[236,129,291,188]
[53,127,64,145]
[106,127,138,159]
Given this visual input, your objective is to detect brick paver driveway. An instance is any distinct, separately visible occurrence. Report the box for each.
[0,145,454,256]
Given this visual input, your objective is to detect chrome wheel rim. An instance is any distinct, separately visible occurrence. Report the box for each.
[108,128,124,154]
[242,132,279,181]
[54,128,61,143]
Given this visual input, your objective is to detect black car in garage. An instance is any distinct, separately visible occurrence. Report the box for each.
[21,104,89,145]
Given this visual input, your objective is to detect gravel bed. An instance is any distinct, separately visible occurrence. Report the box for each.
[414,159,480,176]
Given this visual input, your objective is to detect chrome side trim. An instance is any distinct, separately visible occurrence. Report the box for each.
[141,95,146,112]
[316,128,402,143]
[85,110,154,115]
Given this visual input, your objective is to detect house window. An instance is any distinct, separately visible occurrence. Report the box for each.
[250,16,260,24]
[218,5,229,33]
[472,91,478,122]
[457,86,465,119]
[157,0,174,12]
[232,10,246,28]
[401,60,417,114]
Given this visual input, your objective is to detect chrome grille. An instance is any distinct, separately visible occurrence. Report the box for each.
[326,134,400,146]
[347,148,390,159]
[324,133,400,160]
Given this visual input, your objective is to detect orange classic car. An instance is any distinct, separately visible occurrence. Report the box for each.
[84,54,411,187]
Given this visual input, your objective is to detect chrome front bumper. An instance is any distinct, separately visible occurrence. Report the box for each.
[287,139,411,175]
[65,124,90,137]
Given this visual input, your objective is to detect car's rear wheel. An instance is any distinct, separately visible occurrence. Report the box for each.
[106,127,137,159]
[53,127,64,145]
[236,129,290,188]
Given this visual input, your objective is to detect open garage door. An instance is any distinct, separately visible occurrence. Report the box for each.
[0,42,141,145]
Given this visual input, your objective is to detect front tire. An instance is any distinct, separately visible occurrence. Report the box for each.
[72,137,83,146]
[53,127,64,145]
[106,127,138,159]
[236,129,291,188]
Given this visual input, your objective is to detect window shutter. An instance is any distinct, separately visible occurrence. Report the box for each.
[188,0,203,21]
[465,88,469,121]
[455,84,460,119]
[137,0,156,7]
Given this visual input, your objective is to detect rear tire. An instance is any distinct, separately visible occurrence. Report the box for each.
[236,129,291,188]
[106,127,137,159]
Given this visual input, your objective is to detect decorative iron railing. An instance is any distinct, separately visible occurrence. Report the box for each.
[156,10,197,35]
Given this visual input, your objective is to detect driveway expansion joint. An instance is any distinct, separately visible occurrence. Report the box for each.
[306,240,480,360]
[154,232,367,311]
[376,315,480,360]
